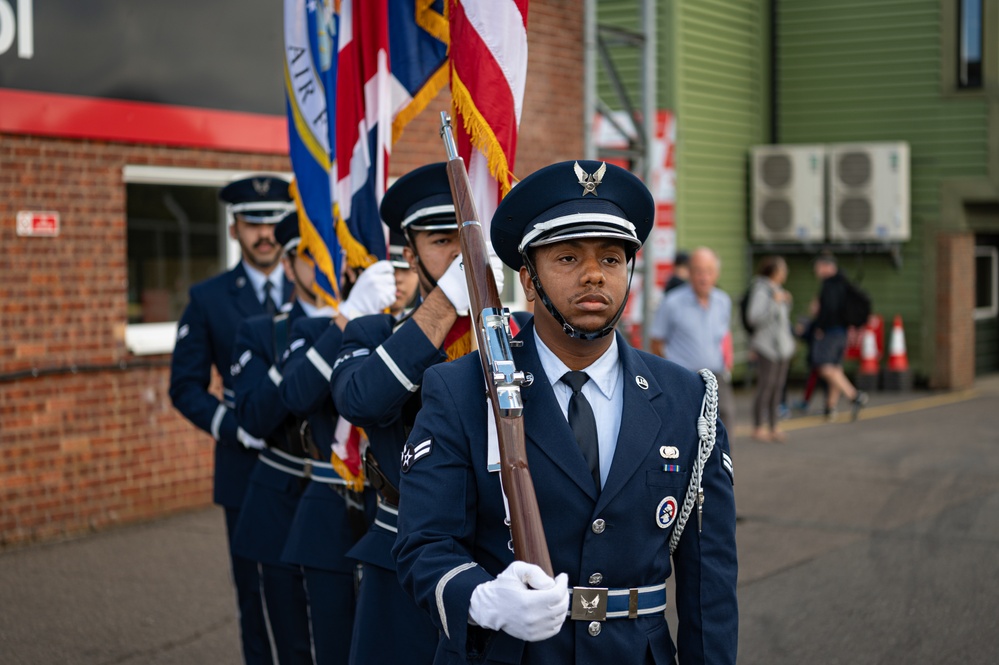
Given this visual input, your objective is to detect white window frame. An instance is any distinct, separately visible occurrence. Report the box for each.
[974,245,999,321]
[122,165,292,355]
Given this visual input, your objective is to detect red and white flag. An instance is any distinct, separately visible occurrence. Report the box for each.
[447,0,529,235]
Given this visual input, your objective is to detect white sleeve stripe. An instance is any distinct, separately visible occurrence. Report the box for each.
[436,562,478,639]
[211,404,227,440]
[306,347,334,381]
[376,345,419,393]
[268,365,283,386]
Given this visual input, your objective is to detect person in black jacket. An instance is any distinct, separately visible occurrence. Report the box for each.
[811,252,868,420]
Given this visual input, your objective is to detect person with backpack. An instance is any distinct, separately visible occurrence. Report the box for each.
[812,252,869,421]
[746,256,796,442]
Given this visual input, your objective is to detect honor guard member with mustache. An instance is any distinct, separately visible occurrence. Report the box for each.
[230,212,397,664]
[330,163,505,665]
[277,246,404,665]
[393,161,738,665]
[169,175,294,665]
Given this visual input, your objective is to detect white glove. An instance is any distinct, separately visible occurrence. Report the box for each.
[236,427,267,451]
[489,253,506,294]
[437,254,471,316]
[339,260,397,320]
[469,561,569,642]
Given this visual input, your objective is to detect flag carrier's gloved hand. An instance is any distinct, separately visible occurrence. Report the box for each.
[237,426,267,451]
[469,560,569,642]
[437,254,507,317]
[339,260,397,320]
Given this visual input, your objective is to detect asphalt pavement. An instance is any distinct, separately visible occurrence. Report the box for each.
[2,375,998,664]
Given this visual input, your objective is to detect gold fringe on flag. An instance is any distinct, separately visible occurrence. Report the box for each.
[417,0,449,44]
[392,64,450,145]
[290,180,341,308]
[450,71,516,198]
[328,452,366,493]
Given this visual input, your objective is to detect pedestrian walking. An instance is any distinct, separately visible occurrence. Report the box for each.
[746,256,796,442]
[812,252,868,420]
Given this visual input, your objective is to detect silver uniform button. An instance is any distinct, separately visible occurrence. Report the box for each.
[591,518,606,534]
[588,572,603,586]
[588,621,601,636]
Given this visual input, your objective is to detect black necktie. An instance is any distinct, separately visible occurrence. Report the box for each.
[561,371,601,491]
[263,280,278,316]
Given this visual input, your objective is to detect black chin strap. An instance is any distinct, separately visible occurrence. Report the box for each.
[404,228,440,291]
[523,252,636,341]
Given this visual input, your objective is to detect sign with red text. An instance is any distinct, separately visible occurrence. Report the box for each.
[16,210,59,237]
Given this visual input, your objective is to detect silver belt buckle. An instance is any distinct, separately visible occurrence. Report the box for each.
[302,459,313,480]
[570,587,607,621]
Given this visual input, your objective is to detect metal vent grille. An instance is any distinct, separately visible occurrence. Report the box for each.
[836,152,871,187]
[760,154,792,188]
[760,198,793,231]
[837,197,872,231]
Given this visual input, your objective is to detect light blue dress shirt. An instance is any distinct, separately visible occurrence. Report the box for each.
[648,283,731,373]
[534,330,624,490]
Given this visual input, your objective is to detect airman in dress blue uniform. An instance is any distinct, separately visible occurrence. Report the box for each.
[277,242,402,665]
[169,175,294,665]
[393,161,739,664]
[230,212,318,665]
[230,212,398,664]
[330,163,505,665]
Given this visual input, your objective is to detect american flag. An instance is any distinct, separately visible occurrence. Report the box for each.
[447,0,530,235]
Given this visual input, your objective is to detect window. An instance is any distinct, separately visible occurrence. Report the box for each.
[126,182,226,324]
[123,166,289,355]
[958,0,983,89]
[975,245,998,320]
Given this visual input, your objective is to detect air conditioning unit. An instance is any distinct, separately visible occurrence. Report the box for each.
[750,144,826,243]
[827,142,910,242]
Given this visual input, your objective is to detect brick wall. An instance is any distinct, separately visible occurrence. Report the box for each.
[0,138,291,548]
[933,232,976,389]
[0,1,583,549]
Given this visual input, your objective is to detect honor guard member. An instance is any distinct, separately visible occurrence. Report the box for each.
[169,174,294,665]
[278,255,400,665]
[229,211,319,665]
[393,161,738,664]
[330,163,505,665]
[230,212,397,664]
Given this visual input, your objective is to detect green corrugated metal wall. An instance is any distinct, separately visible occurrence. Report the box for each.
[673,0,769,300]
[777,0,991,378]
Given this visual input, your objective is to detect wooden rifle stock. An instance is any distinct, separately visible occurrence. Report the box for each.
[439,112,553,576]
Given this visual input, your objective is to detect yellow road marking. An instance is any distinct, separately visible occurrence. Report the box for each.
[734,389,979,437]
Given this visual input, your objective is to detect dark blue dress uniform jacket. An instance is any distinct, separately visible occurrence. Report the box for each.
[279,315,373,572]
[393,323,738,665]
[331,312,447,665]
[169,262,292,508]
[230,302,307,565]
[330,313,446,571]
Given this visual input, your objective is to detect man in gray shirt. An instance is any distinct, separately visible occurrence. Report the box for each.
[649,247,736,430]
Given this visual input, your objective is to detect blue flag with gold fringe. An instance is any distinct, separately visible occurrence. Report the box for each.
[285,0,448,306]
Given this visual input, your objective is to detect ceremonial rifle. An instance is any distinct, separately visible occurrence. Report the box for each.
[439,112,553,576]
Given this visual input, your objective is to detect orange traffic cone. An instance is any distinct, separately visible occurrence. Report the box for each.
[887,315,909,372]
[883,315,913,391]
[856,325,880,391]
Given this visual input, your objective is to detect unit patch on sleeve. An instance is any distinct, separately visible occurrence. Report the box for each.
[401,438,433,473]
